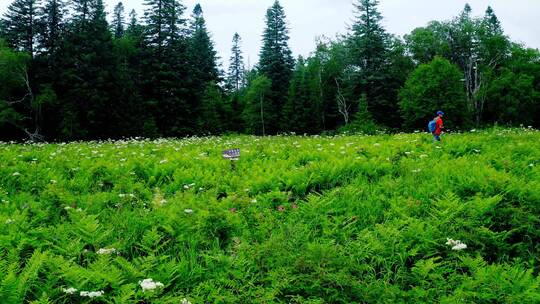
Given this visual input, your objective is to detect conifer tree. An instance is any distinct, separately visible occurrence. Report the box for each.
[189,4,219,83]
[38,0,66,57]
[188,3,220,131]
[258,0,294,133]
[2,0,40,57]
[348,0,391,126]
[282,57,312,133]
[126,9,139,34]
[227,32,245,92]
[112,2,125,39]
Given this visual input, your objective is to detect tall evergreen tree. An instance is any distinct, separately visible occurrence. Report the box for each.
[258,0,294,133]
[2,0,40,57]
[227,32,245,92]
[55,0,117,139]
[126,9,139,34]
[188,3,220,132]
[348,0,392,126]
[189,3,219,84]
[142,0,192,136]
[112,2,125,39]
[38,0,66,57]
[282,57,314,133]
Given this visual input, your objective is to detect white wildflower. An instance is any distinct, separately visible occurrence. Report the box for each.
[80,290,104,298]
[139,278,164,292]
[446,238,467,251]
[529,163,534,167]
[50,179,57,184]
[64,206,72,210]
[452,243,467,251]
[470,129,477,132]
[62,287,77,295]
[251,199,257,203]
[473,149,481,153]
[181,298,192,304]
[159,159,168,164]
[184,209,193,214]
[118,193,126,198]
[183,185,190,189]
[97,248,117,255]
[12,172,21,176]
[412,169,422,173]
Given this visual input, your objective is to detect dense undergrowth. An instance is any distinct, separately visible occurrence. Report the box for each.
[0,128,539,303]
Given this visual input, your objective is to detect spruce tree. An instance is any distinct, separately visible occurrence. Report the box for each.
[227,32,245,92]
[189,4,219,84]
[112,2,125,39]
[55,0,117,139]
[282,57,311,133]
[188,3,220,132]
[348,0,399,128]
[2,0,40,57]
[126,9,139,34]
[258,0,294,133]
[142,0,192,136]
[38,0,66,57]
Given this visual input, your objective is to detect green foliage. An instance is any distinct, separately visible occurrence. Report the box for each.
[242,75,272,135]
[258,0,295,134]
[399,56,469,130]
[0,129,539,302]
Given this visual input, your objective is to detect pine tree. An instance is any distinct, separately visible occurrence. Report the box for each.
[142,0,193,136]
[258,0,294,133]
[2,0,40,57]
[348,0,394,127]
[227,32,245,92]
[189,4,219,84]
[188,3,220,132]
[143,0,185,55]
[350,0,387,74]
[283,57,311,133]
[38,0,66,57]
[71,0,92,25]
[126,9,139,34]
[55,0,117,139]
[112,2,125,39]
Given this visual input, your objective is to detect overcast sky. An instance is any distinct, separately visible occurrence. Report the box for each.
[1,0,539,68]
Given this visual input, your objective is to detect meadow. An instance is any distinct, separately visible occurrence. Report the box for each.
[0,129,539,303]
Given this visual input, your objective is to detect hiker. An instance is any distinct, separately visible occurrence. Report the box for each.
[428,111,444,142]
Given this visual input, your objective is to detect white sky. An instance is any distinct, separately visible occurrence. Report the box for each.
[1,0,539,68]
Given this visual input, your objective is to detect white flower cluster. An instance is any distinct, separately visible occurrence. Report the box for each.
[183,183,196,190]
[62,287,77,294]
[139,278,164,292]
[446,238,467,251]
[181,298,192,304]
[97,248,118,255]
[62,287,104,298]
[80,290,104,298]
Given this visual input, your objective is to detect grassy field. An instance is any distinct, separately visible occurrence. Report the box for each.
[1,129,539,303]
